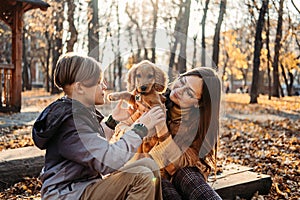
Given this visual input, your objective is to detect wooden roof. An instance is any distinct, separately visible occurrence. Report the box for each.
[0,0,50,27]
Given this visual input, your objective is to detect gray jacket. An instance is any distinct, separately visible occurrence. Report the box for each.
[32,97,142,199]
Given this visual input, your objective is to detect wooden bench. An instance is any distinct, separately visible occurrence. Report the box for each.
[0,146,44,190]
[208,164,272,199]
[0,146,272,199]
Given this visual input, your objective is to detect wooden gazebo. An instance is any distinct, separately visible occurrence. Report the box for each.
[0,0,49,112]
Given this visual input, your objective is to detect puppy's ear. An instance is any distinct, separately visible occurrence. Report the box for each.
[154,67,169,93]
[126,65,137,92]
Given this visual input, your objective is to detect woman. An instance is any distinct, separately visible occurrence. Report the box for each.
[148,67,222,199]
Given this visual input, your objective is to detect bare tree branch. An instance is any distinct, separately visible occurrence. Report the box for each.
[291,0,300,14]
[271,0,279,12]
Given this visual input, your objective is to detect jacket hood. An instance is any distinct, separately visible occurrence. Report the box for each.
[32,97,76,149]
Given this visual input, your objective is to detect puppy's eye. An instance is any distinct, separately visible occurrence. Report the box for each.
[148,74,154,79]
[136,74,141,78]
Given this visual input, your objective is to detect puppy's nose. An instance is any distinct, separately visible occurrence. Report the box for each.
[141,85,147,91]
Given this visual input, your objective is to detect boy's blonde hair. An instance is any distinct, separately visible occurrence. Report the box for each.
[54,52,102,91]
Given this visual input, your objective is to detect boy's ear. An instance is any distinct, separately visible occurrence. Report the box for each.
[74,82,85,95]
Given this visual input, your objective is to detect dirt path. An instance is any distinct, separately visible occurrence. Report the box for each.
[2,90,299,128]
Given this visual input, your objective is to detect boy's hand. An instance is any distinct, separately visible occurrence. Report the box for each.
[111,100,135,121]
[136,106,166,137]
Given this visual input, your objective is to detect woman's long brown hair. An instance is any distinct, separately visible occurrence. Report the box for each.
[181,67,221,170]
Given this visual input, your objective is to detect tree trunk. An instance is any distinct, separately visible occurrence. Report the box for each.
[88,0,99,60]
[150,0,158,63]
[51,2,64,94]
[168,2,183,81]
[168,39,179,81]
[201,0,210,67]
[192,35,197,68]
[125,5,148,61]
[272,0,284,97]
[222,50,229,87]
[280,63,293,96]
[212,0,226,70]
[115,2,122,91]
[266,7,272,100]
[288,71,294,96]
[66,0,78,52]
[242,70,248,87]
[135,34,142,62]
[250,0,268,104]
[109,26,117,90]
[22,27,30,91]
[177,0,191,73]
[45,31,51,93]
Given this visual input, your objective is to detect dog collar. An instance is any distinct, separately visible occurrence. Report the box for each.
[135,94,142,101]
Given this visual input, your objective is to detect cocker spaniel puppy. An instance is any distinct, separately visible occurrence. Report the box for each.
[108,60,168,110]
[108,60,169,153]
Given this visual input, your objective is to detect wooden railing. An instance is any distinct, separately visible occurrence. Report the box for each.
[0,63,14,110]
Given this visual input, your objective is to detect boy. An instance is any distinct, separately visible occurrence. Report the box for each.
[32,52,164,199]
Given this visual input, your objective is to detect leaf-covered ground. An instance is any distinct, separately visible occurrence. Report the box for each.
[219,94,299,200]
[0,90,299,199]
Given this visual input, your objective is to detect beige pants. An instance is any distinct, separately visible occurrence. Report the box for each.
[80,158,162,200]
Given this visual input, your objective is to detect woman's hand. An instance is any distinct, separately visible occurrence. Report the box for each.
[111,100,135,121]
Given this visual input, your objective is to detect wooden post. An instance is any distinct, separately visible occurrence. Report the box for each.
[11,2,23,112]
[0,0,49,112]
[0,69,2,107]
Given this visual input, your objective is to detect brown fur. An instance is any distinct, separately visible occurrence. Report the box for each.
[108,60,168,109]
[108,60,169,153]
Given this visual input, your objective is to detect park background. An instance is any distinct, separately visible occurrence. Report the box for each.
[0,0,299,199]
[0,0,300,99]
